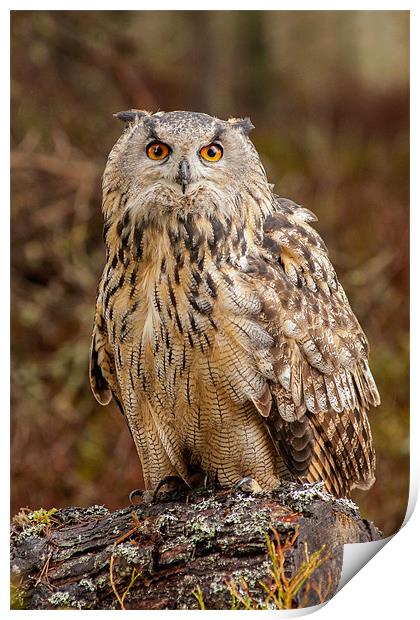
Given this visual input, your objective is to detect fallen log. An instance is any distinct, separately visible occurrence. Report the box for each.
[10,482,381,610]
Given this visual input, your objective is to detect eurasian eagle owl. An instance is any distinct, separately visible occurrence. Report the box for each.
[90,110,380,498]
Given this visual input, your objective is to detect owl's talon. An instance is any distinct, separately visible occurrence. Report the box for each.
[233,476,263,494]
[202,473,220,492]
[152,475,188,503]
[128,489,144,506]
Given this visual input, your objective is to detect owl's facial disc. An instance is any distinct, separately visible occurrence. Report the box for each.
[110,111,261,211]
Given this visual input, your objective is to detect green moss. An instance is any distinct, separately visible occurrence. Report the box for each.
[10,585,28,610]
[28,507,58,526]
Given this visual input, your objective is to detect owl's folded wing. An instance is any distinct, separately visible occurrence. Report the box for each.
[254,197,380,496]
[89,305,120,408]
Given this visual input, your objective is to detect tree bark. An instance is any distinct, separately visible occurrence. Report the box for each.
[10,482,381,610]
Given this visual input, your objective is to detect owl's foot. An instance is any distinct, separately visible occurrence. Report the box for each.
[232,476,263,494]
[152,475,189,503]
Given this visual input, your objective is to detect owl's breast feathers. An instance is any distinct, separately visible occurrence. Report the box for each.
[90,189,380,497]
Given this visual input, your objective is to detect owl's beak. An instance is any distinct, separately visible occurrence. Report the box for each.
[176,159,191,194]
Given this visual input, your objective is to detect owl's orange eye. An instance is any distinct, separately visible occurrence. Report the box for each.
[200,143,223,162]
[146,141,171,160]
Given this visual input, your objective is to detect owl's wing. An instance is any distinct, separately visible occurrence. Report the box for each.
[253,197,380,497]
[89,303,121,409]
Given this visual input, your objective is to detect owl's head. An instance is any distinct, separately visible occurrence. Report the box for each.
[103,110,268,224]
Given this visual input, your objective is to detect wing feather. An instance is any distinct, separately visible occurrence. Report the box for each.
[89,306,119,407]
[249,196,380,496]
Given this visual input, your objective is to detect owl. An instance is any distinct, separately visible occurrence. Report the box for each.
[90,110,380,499]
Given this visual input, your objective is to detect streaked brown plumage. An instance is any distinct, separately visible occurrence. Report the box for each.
[90,110,380,498]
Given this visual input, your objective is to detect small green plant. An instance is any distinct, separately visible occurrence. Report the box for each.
[28,508,58,526]
[228,577,258,610]
[11,507,60,543]
[192,586,206,610]
[109,553,142,610]
[12,506,58,530]
[193,527,329,610]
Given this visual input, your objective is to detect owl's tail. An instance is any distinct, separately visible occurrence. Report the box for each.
[305,406,376,498]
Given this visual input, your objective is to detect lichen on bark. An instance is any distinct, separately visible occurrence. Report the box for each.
[10,482,381,610]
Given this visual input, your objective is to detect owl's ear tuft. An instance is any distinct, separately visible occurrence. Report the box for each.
[113,110,150,124]
[228,117,255,136]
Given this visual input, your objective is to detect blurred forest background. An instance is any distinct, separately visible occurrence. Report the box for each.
[11,10,409,536]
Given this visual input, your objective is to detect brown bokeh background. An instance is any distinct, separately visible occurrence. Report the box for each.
[11,11,409,536]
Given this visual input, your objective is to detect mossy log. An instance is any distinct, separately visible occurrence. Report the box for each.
[10,482,381,610]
